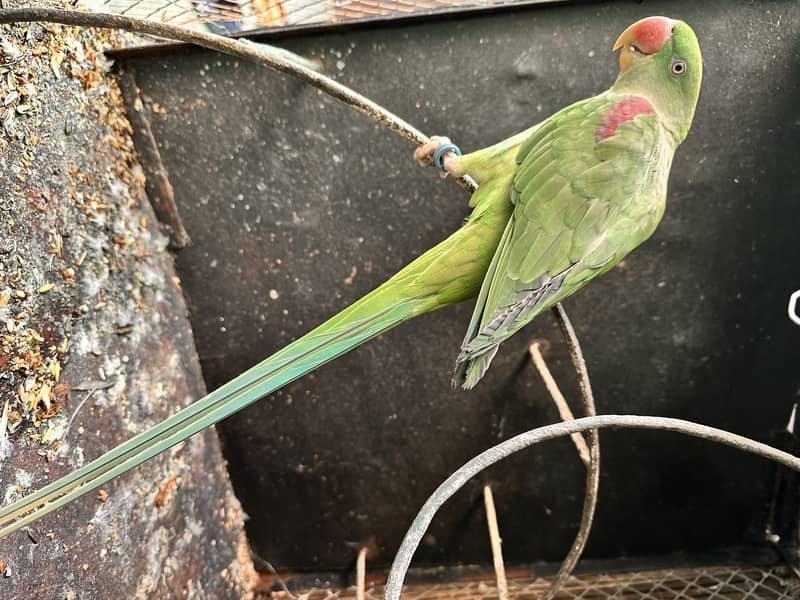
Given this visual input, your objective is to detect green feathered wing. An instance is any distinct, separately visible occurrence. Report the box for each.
[454,94,672,389]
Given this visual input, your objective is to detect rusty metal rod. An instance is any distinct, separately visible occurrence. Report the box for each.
[0,7,477,192]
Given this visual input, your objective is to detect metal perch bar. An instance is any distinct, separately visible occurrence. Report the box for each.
[539,304,601,600]
[384,414,800,600]
[0,7,477,192]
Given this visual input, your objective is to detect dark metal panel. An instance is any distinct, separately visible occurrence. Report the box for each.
[125,0,800,571]
[105,0,575,58]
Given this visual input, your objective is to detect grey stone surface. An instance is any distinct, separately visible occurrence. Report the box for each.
[0,16,254,600]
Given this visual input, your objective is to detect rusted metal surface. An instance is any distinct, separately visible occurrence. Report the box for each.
[0,9,253,599]
[258,566,800,599]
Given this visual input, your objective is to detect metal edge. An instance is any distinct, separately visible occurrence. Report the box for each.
[105,0,582,60]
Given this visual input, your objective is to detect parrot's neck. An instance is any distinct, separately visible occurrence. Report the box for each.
[610,76,695,149]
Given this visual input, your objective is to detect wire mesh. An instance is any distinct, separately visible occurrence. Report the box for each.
[78,0,529,33]
[264,567,800,600]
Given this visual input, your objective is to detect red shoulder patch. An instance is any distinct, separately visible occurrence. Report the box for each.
[595,97,656,143]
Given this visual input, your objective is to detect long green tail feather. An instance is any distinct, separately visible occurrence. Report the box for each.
[0,159,512,538]
[0,284,431,538]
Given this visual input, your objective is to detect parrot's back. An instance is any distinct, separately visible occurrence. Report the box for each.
[454,92,676,388]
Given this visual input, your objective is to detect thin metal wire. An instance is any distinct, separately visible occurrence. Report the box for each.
[0,10,419,138]
[384,415,800,600]
[539,303,600,600]
[270,566,799,599]
[1,7,481,196]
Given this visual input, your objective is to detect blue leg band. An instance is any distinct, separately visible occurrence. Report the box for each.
[433,143,462,173]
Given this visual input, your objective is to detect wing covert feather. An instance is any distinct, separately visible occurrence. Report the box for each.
[456,94,667,371]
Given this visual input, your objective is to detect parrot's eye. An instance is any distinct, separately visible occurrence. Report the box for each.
[671,59,687,76]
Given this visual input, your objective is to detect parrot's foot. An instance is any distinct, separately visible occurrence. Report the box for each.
[413,136,461,178]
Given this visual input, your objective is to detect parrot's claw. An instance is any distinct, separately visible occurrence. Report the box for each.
[414,136,450,167]
[414,136,459,177]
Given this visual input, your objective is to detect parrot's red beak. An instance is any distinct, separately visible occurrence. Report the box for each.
[613,16,676,72]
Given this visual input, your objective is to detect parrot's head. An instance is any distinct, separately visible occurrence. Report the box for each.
[611,16,702,144]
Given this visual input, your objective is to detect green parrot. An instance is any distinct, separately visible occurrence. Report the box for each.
[0,16,702,537]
